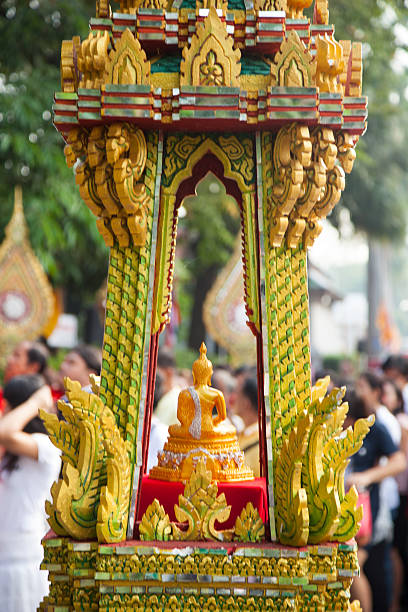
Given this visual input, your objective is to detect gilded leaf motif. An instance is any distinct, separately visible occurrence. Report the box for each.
[139,499,172,541]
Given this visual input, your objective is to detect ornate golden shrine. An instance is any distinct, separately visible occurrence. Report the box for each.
[40,0,371,609]
[0,186,54,367]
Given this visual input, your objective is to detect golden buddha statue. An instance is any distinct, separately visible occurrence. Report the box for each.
[149,343,254,482]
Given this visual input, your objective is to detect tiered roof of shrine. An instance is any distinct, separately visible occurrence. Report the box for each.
[54,0,367,134]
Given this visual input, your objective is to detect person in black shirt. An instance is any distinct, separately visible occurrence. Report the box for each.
[346,392,406,612]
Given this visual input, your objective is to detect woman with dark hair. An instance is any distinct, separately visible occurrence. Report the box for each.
[59,343,102,388]
[0,375,61,612]
[381,377,408,612]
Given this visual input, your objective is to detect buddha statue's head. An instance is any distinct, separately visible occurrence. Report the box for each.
[192,343,213,386]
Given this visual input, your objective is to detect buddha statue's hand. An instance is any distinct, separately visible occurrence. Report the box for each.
[213,414,222,426]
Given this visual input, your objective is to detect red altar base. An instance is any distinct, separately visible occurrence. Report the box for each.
[135,475,268,535]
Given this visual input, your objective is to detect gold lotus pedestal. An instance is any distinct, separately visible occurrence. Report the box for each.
[150,343,254,483]
[39,0,370,609]
[150,434,254,482]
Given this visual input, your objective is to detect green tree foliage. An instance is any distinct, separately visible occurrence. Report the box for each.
[0,0,108,303]
[1,0,407,314]
[177,174,240,350]
[327,0,408,240]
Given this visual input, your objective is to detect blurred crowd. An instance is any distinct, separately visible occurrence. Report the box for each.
[0,340,101,612]
[152,350,408,612]
[1,342,408,611]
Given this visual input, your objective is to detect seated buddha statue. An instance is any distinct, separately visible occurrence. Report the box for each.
[149,343,254,483]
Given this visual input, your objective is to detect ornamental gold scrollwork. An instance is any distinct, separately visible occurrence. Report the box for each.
[273,378,373,546]
[336,131,357,174]
[66,27,152,93]
[78,31,110,90]
[63,123,150,248]
[60,37,80,93]
[40,378,131,542]
[303,129,358,249]
[268,123,312,247]
[304,378,374,543]
[287,128,332,248]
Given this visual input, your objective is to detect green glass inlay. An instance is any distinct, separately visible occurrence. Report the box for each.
[241,56,270,75]
[151,55,182,73]
[151,54,270,76]
[228,0,245,9]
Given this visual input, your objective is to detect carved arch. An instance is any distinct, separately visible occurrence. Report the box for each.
[153,134,259,338]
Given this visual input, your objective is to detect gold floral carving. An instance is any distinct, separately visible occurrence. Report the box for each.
[291,127,335,247]
[315,34,345,94]
[78,31,110,90]
[107,123,150,245]
[76,126,106,217]
[139,500,172,541]
[180,8,240,88]
[234,503,265,542]
[286,0,313,20]
[40,378,131,542]
[60,37,80,93]
[272,31,315,88]
[268,123,312,247]
[173,460,233,542]
[107,28,150,86]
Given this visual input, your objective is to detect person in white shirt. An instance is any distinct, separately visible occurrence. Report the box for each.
[0,376,61,612]
[154,348,183,427]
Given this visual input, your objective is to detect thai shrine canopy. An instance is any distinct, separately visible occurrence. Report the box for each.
[39,0,370,610]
